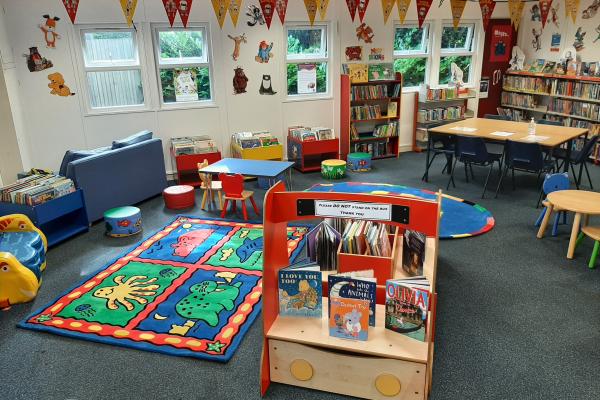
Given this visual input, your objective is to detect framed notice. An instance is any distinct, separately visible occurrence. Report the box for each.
[298,63,317,94]
[489,24,512,63]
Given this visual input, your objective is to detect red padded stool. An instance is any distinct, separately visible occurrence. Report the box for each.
[163,185,195,210]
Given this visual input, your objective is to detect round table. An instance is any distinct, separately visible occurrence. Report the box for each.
[536,190,600,259]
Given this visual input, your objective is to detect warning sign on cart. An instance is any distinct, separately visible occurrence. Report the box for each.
[314,200,392,221]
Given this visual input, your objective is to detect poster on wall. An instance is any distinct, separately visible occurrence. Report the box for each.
[550,33,561,51]
[489,24,513,63]
[174,69,198,102]
[298,63,317,94]
[479,78,490,98]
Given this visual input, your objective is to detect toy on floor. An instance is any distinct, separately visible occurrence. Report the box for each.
[163,185,196,210]
[535,173,569,236]
[347,152,372,172]
[321,159,346,179]
[0,214,47,309]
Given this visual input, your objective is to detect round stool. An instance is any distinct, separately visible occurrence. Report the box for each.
[104,206,142,237]
[321,159,346,180]
[347,152,372,172]
[163,185,195,210]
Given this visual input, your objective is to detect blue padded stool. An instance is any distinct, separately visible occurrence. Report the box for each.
[535,173,569,236]
[104,206,142,237]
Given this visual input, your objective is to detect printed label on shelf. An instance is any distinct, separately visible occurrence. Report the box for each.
[450,127,478,132]
[314,200,392,221]
[490,131,516,137]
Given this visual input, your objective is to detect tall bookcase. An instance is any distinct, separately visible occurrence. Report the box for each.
[500,70,600,163]
[340,73,403,161]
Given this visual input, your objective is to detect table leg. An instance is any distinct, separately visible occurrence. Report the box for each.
[564,140,572,173]
[567,212,582,259]
[423,134,432,182]
[537,203,554,238]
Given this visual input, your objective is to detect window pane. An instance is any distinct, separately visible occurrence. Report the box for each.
[394,27,426,52]
[441,26,472,50]
[438,56,472,85]
[287,62,327,95]
[83,31,136,64]
[87,70,144,108]
[287,28,325,56]
[160,67,211,103]
[158,30,204,61]
[393,58,426,87]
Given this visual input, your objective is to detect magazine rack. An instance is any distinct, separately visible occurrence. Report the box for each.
[261,183,441,399]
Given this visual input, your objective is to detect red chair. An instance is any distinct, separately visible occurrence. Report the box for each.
[219,173,260,221]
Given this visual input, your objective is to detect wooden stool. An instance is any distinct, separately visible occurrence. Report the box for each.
[104,206,142,237]
[575,226,600,269]
[198,161,223,210]
[163,185,195,210]
[321,159,346,179]
[219,173,260,221]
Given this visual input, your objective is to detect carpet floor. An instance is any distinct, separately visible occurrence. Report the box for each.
[1,152,599,400]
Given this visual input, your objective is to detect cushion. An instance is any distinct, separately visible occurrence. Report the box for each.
[58,146,111,176]
[111,130,153,149]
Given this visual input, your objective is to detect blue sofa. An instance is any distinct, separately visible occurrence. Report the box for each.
[63,132,168,222]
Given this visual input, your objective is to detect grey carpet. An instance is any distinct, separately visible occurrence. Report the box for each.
[1,152,599,400]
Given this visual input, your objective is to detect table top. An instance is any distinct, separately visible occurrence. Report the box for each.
[547,190,600,214]
[198,158,294,178]
[429,118,588,147]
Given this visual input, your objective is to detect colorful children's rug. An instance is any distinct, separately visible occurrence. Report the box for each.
[308,182,494,239]
[19,217,308,362]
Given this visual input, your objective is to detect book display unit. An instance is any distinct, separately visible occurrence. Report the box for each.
[260,182,440,399]
[287,127,339,173]
[340,73,403,161]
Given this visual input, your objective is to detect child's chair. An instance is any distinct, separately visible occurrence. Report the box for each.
[534,173,569,236]
[198,160,223,211]
[219,173,260,221]
[575,226,600,269]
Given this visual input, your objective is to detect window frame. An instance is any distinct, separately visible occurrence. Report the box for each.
[284,22,332,101]
[392,22,432,91]
[437,22,477,86]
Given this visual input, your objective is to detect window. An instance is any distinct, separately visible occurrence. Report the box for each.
[80,28,145,110]
[286,24,329,96]
[393,24,430,88]
[438,24,475,85]
[154,26,212,104]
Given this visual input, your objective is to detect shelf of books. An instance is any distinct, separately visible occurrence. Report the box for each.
[170,136,221,187]
[340,69,402,161]
[230,131,283,161]
[261,183,440,400]
[499,69,600,163]
[412,85,477,152]
[287,126,339,173]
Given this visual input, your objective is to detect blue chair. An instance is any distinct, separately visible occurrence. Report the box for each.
[537,119,563,126]
[446,136,502,198]
[534,173,569,236]
[552,135,599,190]
[422,133,455,182]
[484,114,511,121]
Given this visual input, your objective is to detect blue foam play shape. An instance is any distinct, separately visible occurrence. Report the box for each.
[0,231,45,279]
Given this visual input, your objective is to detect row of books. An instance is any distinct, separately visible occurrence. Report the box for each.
[351,105,382,121]
[351,84,390,100]
[418,84,465,101]
[1,173,75,206]
[547,99,600,121]
[231,131,279,149]
[351,140,393,157]
[523,59,600,77]
[417,105,465,123]
[501,92,537,109]
[170,135,217,156]
[373,121,398,138]
[342,63,396,83]
[288,126,335,142]
[340,220,393,257]
[550,80,600,100]
[503,75,550,94]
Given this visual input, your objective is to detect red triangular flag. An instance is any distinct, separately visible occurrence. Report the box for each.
[176,0,193,28]
[416,0,433,28]
[163,0,178,27]
[276,0,289,24]
[346,0,358,21]
[62,0,80,24]
[539,0,552,28]
[479,0,496,30]
[357,0,370,22]
[259,0,276,28]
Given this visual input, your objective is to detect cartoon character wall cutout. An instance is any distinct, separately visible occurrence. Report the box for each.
[246,4,265,26]
[259,74,277,95]
[583,0,600,18]
[530,4,541,21]
[345,46,362,61]
[594,25,600,43]
[39,15,60,48]
[573,27,586,51]
[255,41,274,63]
[550,2,560,28]
[228,33,247,61]
[47,72,75,96]
[532,28,542,51]
[233,67,248,94]
[356,23,374,43]
[23,47,53,72]
[369,47,384,61]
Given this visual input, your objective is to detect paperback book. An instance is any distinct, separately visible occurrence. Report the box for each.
[328,270,377,326]
[402,230,426,276]
[368,63,394,81]
[329,297,370,341]
[307,221,341,271]
[385,277,431,342]
[278,261,322,317]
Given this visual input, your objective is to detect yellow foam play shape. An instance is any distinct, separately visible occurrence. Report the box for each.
[0,253,40,306]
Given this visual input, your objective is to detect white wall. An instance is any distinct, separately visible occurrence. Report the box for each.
[1,0,508,175]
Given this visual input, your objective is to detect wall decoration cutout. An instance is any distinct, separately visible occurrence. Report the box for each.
[479,0,496,31]
[23,47,53,72]
[550,32,561,51]
[62,0,80,24]
[582,0,599,19]
[259,0,276,28]
[357,0,370,22]
[508,0,525,31]
[211,0,228,28]
[48,72,75,97]
[259,74,277,95]
[356,23,374,43]
[397,0,411,24]
[509,46,525,70]
[276,0,289,24]
[255,41,274,63]
[229,0,243,26]
[345,46,363,61]
[381,0,395,24]
[346,0,359,21]
[175,69,198,102]
[530,3,541,21]
[304,0,318,25]
[177,0,194,28]
[39,15,61,49]
[119,0,138,27]
[450,0,467,28]
[247,4,266,26]
[369,47,384,61]
[318,0,331,20]
[539,0,552,28]
[162,0,178,26]
[298,63,317,94]
[233,67,248,94]
[573,26,586,51]
[489,24,512,62]
[532,28,542,51]
[565,0,579,24]
[594,25,600,43]
[416,0,433,28]
[228,33,247,61]
[550,2,560,28]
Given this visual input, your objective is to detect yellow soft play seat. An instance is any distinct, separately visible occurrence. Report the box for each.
[0,214,47,309]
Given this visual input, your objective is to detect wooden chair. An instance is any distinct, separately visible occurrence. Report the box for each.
[219,173,260,221]
[198,161,223,210]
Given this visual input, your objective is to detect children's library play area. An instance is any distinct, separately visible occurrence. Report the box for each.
[1,1,600,399]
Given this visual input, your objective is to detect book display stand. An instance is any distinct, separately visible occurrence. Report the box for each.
[261,183,441,399]
[287,134,339,173]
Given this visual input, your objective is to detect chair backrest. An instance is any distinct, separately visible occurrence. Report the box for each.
[430,133,455,150]
[574,135,599,163]
[484,114,511,121]
[537,119,562,126]
[542,172,570,194]
[505,140,545,171]
[197,160,212,187]
[219,173,245,197]
[455,136,489,163]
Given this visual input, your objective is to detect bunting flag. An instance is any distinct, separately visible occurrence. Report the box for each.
[276,0,289,24]
[162,0,178,27]
[478,0,496,31]
[416,0,433,28]
[508,0,524,31]
[450,0,467,28]
[318,0,330,20]
[62,0,80,24]
[212,0,228,28]
[259,0,276,28]
[565,0,579,23]
[228,0,243,27]
[357,0,370,22]
[346,0,358,21]
[381,0,395,24]
[177,0,193,28]
[119,0,138,27]
[539,0,552,28]
[397,0,411,24]
[304,0,318,25]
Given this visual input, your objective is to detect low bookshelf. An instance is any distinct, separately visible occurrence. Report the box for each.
[287,135,339,173]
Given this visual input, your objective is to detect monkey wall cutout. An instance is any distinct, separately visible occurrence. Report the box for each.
[259,75,277,95]
[228,33,247,61]
[233,67,248,94]
[39,15,60,48]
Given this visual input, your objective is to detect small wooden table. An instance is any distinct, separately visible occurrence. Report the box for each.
[537,190,600,259]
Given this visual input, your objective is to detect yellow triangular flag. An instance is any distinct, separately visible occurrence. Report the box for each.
[318,0,330,20]
[397,0,411,24]
[228,0,243,27]
[508,0,524,31]
[212,0,228,28]
[566,0,580,23]
[119,0,138,27]
[450,0,466,28]
[381,0,395,24]
[304,0,318,25]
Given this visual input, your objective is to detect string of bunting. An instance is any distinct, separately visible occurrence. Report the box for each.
[119,0,138,26]
[318,0,331,20]
[565,0,579,23]
[416,0,433,28]
[229,0,243,27]
[381,0,396,24]
[62,0,80,24]
[539,0,551,28]
[162,0,178,26]
[508,0,525,31]
[479,0,496,30]
[346,0,359,21]
[450,0,467,28]
[212,0,228,28]
[276,0,289,24]
[259,0,277,28]
[397,0,412,24]
[357,0,370,22]
[304,0,318,25]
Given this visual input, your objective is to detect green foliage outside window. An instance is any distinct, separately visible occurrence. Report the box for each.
[441,26,470,49]
[159,30,203,59]
[393,58,426,87]
[393,27,425,52]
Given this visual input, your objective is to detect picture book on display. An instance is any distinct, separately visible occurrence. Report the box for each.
[328,270,377,326]
[402,230,426,276]
[307,221,341,271]
[329,297,370,341]
[368,63,394,81]
[278,260,322,318]
[385,277,431,342]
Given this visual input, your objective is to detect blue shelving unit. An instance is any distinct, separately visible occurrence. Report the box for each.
[0,189,89,247]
